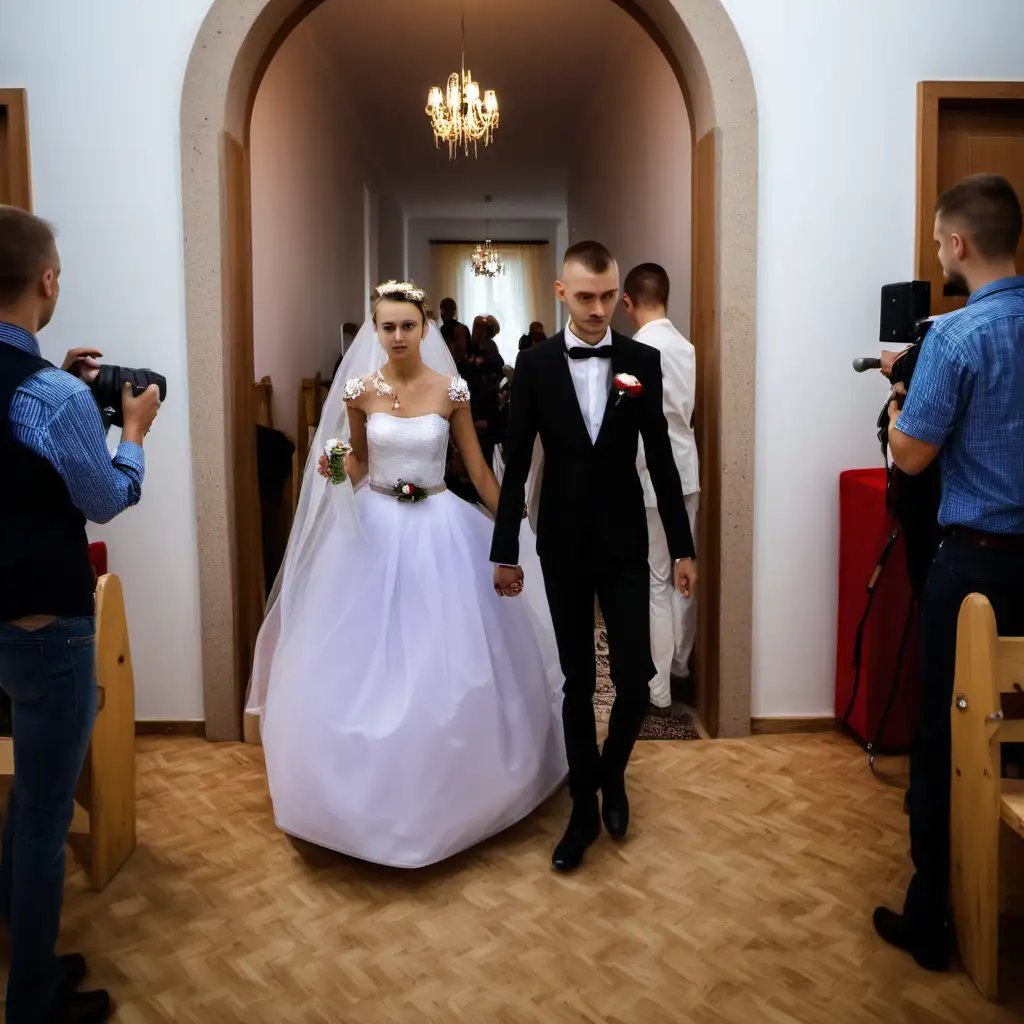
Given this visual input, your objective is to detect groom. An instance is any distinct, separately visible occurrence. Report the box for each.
[492,241,697,871]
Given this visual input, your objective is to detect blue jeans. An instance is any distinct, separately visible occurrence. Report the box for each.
[0,617,97,1023]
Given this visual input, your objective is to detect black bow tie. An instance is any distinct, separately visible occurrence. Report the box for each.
[567,346,612,360]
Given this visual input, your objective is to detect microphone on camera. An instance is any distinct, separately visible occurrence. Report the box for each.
[852,357,882,373]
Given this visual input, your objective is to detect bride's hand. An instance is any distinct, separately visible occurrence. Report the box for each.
[494,565,524,598]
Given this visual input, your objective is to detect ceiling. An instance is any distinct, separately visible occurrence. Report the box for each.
[296,0,664,219]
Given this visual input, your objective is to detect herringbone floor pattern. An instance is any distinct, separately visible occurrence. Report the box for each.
[14,734,1024,1022]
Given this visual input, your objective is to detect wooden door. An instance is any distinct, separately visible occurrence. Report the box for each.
[221,131,263,740]
[691,128,721,738]
[0,89,32,210]
[917,83,1024,316]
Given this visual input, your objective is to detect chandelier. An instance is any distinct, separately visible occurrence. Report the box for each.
[471,239,504,278]
[425,0,499,159]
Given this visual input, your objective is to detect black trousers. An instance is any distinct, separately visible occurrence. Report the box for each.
[540,555,655,802]
[902,535,1024,937]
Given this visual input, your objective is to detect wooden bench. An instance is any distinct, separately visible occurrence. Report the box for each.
[297,372,330,470]
[949,592,1024,1001]
[0,573,137,891]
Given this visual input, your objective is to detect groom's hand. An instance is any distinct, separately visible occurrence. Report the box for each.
[494,565,524,598]
[674,558,697,599]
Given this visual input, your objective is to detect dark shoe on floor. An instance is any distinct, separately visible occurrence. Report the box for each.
[647,703,672,719]
[60,953,88,993]
[552,802,601,873]
[600,780,630,840]
[873,907,949,971]
[46,989,113,1024]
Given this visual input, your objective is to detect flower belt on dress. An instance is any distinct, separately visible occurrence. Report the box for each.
[369,480,446,502]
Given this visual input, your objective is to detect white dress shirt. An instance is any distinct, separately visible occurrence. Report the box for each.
[564,323,613,444]
[634,318,699,504]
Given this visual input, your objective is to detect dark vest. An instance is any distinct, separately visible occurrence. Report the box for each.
[0,346,95,619]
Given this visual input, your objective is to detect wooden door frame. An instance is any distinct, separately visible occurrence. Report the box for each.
[0,89,32,211]
[181,0,758,742]
[915,80,1024,300]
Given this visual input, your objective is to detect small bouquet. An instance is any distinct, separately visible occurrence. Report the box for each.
[614,373,643,406]
[317,438,351,486]
[394,480,428,503]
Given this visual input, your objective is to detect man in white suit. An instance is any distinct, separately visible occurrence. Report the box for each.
[623,263,700,714]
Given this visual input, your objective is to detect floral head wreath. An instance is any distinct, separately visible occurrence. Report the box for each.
[374,280,427,304]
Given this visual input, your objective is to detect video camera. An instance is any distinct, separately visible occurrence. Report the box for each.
[88,365,167,431]
[852,281,934,452]
[853,280,943,597]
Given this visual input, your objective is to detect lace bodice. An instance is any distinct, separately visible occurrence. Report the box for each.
[367,414,450,490]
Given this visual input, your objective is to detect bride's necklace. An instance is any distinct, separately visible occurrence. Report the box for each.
[371,369,424,412]
[371,371,400,410]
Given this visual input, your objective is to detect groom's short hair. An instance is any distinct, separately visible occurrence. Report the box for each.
[563,240,614,275]
[624,263,670,308]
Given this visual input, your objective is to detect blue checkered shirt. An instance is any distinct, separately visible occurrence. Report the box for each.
[896,277,1024,533]
[1,323,144,524]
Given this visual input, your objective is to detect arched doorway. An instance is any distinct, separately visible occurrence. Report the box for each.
[180,0,757,742]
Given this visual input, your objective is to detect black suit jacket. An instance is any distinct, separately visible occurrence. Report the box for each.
[490,330,695,568]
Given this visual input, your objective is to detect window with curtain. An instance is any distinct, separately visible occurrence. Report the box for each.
[431,243,550,365]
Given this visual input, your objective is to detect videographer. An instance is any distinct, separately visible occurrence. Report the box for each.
[873,174,1024,972]
[0,205,159,1024]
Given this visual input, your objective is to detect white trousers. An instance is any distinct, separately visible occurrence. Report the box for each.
[647,491,700,709]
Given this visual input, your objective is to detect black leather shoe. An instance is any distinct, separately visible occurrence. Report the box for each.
[45,988,113,1024]
[60,953,88,993]
[601,784,630,840]
[552,805,601,873]
[872,907,948,972]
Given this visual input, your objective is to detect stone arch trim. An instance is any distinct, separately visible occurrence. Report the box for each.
[181,0,757,740]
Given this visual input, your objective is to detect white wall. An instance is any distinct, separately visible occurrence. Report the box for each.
[378,193,405,283]
[250,22,367,432]
[718,0,1024,717]
[0,0,214,721]
[2,0,1022,723]
[566,19,692,334]
[406,217,563,330]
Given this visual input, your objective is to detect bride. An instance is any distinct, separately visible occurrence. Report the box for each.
[247,281,566,868]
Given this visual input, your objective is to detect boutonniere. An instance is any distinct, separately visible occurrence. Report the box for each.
[613,373,643,406]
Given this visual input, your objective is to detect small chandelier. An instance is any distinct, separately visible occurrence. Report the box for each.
[425,0,499,159]
[471,239,504,278]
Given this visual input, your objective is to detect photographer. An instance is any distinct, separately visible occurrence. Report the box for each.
[873,175,1024,972]
[0,206,159,1024]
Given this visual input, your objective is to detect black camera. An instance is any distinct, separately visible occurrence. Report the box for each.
[852,282,934,449]
[853,281,942,596]
[878,280,934,392]
[88,365,167,430]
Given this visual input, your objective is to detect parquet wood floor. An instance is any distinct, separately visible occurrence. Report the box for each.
[5,733,1023,1023]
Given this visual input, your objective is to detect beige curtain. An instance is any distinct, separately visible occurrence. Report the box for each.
[430,243,474,312]
[430,242,550,360]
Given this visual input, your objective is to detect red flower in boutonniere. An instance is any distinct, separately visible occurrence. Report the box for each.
[614,373,643,406]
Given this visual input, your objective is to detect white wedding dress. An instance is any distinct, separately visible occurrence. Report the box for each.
[252,406,567,868]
